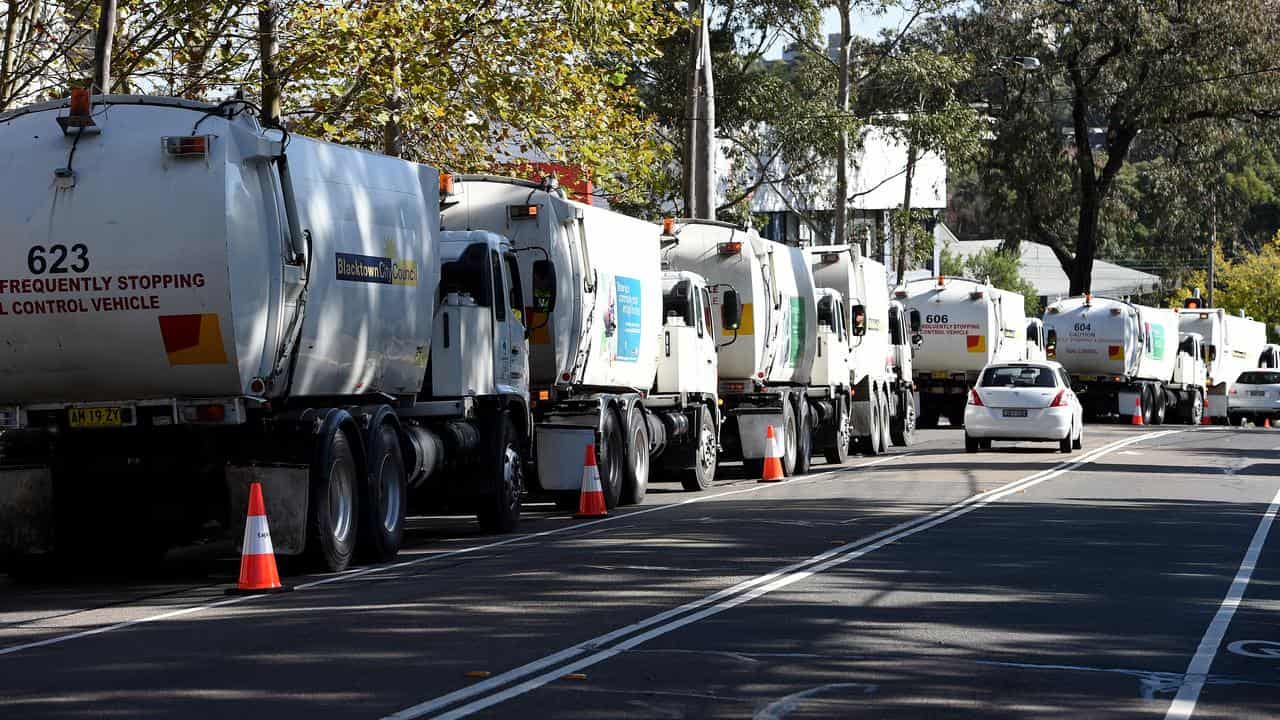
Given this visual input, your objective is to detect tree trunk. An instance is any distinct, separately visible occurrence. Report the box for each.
[1070,190,1099,295]
[833,2,852,245]
[258,0,281,125]
[1,0,19,107]
[895,142,917,281]
[91,0,115,93]
[382,51,402,157]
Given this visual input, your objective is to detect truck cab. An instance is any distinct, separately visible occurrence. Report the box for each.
[657,271,719,397]
[812,289,852,389]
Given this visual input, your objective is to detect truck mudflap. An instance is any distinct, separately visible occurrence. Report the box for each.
[736,411,786,460]
[225,464,309,555]
[0,466,53,559]
[535,424,597,491]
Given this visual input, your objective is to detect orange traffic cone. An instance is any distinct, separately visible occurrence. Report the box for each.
[1201,413,1212,426]
[228,482,290,594]
[1130,396,1144,426]
[759,425,785,483]
[576,444,607,518]
[1265,417,1273,429]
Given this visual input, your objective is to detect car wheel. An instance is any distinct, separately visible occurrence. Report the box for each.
[1060,427,1073,453]
[1072,426,1083,450]
[965,433,979,453]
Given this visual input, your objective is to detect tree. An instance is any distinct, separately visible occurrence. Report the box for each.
[1169,236,1280,341]
[963,0,1280,295]
[962,246,1040,315]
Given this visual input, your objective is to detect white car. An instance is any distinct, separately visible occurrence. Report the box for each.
[1228,369,1280,426]
[964,361,1084,453]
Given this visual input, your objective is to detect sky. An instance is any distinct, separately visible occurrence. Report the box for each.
[766,6,909,59]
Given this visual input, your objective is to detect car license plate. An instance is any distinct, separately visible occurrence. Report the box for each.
[69,406,125,428]
[1250,390,1267,397]
[1002,409,1028,418]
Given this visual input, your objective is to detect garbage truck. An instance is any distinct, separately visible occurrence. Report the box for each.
[900,276,1030,428]
[1044,295,1205,424]
[810,245,919,451]
[439,177,738,507]
[0,94,533,574]
[1177,302,1271,424]
[660,220,856,476]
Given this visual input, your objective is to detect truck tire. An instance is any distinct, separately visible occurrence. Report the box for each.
[620,406,649,505]
[863,390,883,456]
[823,396,851,466]
[477,409,524,533]
[1140,386,1153,425]
[307,425,360,573]
[597,409,625,509]
[781,402,799,476]
[878,390,892,453]
[1152,389,1167,426]
[680,408,718,491]
[358,418,407,562]
[794,400,812,476]
[1184,391,1204,426]
[891,391,915,447]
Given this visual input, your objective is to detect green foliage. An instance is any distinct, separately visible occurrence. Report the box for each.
[962,247,1041,316]
[1169,236,1280,341]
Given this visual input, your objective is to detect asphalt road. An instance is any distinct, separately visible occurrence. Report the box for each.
[1,424,1278,719]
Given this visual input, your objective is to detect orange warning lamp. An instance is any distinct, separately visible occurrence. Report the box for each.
[69,88,91,119]
[662,217,675,236]
[439,173,455,196]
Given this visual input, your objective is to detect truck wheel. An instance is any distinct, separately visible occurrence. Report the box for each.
[863,392,883,456]
[620,406,649,506]
[307,426,359,573]
[878,389,892,454]
[781,402,799,476]
[1185,392,1204,426]
[477,409,523,533]
[597,409,625,509]
[823,397,851,466]
[794,401,812,476]
[680,408,718,491]
[1140,387,1153,425]
[358,419,407,562]
[1152,390,1167,426]
[891,392,915,447]
[1229,413,1246,427]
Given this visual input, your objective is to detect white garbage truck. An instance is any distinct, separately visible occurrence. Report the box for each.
[0,95,535,574]
[1177,302,1271,424]
[810,245,920,452]
[660,220,856,476]
[1044,296,1205,424]
[439,178,737,507]
[900,276,1032,428]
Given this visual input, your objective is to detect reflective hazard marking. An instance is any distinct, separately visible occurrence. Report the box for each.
[158,313,229,366]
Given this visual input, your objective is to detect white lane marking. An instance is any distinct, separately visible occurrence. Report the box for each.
[386,430,1179,720]
[0,455,900,657]
[753,682,878,719]
[1164,486,1280,720]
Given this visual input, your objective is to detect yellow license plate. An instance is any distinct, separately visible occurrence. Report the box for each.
[69,407,125,428]
[931,371,949,379]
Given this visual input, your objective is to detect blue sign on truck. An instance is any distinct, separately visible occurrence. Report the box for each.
[615,276,642,362]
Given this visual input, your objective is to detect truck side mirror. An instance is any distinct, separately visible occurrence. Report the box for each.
[850,304,867,337]
[532,259,556,313]
[720,288,742,331]
[909,309,922,334]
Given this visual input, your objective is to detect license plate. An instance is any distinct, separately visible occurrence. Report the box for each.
[1250,391,1267,397]
[931,371,949,380]
[1002,409,1028,418]
[69,406,125,428]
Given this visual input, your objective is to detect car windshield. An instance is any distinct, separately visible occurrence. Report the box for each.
[981,366,1057,388]
[1237,371,1280,385]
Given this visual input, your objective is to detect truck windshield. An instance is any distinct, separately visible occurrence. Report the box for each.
[981,366,1057,388]
[663,280,694,327]
[439,243,492,307]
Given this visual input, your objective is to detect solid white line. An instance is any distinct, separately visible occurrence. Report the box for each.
[1163,486,1280,720]
[386,430,1179,720]
[0,455,896,658]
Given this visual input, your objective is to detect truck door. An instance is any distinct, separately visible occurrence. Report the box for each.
[490,249,527,395]
[698,285,717,391]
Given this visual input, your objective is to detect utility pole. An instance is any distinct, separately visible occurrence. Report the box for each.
[682,0,715,220]
[1207,196,1217,308]
[92,0,117,94]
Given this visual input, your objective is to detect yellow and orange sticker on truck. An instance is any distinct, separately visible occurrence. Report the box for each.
[158,313,228,366]
[966,335,987,353]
